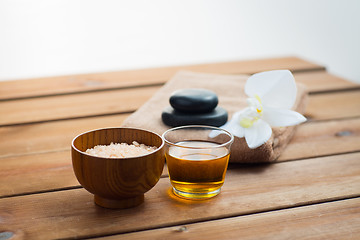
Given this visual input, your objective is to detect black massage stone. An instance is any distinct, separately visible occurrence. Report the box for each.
[161,106,228,127]
[169,88,218,113]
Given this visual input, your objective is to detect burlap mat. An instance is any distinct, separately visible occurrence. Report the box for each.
[121,71,308,163]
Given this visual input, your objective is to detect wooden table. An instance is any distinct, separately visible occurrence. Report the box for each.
[1,57,359,240]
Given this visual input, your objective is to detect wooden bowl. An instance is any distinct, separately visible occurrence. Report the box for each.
[71,127,165,209]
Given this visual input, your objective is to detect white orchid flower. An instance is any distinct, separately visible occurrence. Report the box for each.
[221,70,306,149]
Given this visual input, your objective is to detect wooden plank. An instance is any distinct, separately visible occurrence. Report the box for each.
[1,152,359,239]
[0,114,131,159]
[0,86,158,126]
[0,151,78,197]
[1,84,360,127]
[294,71,359,93]
[306,90,360,120]
[0,57,324,100]
[279,118,360,161]
[102,198,360,240]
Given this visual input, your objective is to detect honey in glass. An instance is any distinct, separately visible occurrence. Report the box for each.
[162,126,233,200]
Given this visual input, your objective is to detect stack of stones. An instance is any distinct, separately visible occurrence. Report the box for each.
[161,88,228,127]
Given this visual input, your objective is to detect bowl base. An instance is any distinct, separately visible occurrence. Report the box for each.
[94,194,144,209]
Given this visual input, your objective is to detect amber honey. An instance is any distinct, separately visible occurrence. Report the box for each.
[166,140,230,199]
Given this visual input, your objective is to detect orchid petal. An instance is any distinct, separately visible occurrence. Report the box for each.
[220,112,245,138]
[244,119,272,149]
[245,70,297,109]
[222,121,245,138]
[262,107,307,127]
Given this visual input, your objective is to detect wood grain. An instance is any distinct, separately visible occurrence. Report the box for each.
[306,90,360,120]
[0,86,158,126]
[0,151,77,198]
[295,71,359,93]
[1,85,359,127]
[1,152,359,239]
[107,198,360,240]
[279,117,360,161]
[0,114,130,159]
[0,57,324,100]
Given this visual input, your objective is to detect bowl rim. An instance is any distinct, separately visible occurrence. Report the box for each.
[71,127,165,160]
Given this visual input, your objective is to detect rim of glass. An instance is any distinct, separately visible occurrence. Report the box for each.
[162,125,234,149]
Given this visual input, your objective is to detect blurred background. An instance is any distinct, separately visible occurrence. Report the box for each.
[0,0,359,83]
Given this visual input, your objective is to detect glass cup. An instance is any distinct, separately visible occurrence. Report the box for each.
[162,125,234,200]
